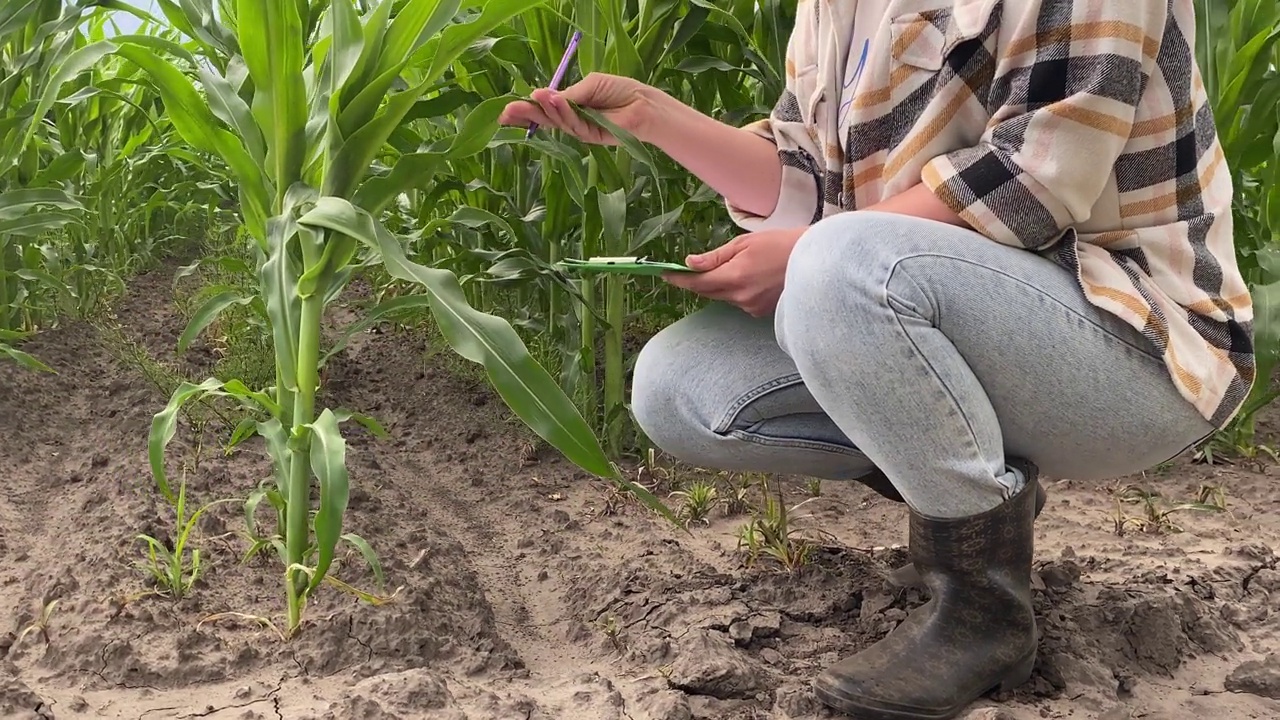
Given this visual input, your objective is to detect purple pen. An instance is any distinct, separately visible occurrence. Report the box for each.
[527,30,583,138]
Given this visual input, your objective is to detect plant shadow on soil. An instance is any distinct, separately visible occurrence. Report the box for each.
[2,263,1280,720]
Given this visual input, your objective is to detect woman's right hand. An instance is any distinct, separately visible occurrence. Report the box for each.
[499,72,660,145]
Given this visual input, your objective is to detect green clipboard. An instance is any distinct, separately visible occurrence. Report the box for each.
[558,256,701,276]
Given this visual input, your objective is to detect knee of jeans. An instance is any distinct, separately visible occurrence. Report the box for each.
[631,328,718,460]
[779,213,890,343]
[785,213,892,298]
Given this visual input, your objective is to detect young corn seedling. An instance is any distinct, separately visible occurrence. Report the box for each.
[16,599,59,646]
[720,472,761,516]
[57,0,679,637]
[136,469,235,599]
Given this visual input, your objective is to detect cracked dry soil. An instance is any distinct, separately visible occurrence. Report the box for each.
[2,264,1280,720]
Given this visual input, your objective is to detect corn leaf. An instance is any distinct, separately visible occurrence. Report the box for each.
[148,378,226,503]
[0,189,84,219]
[177,289,254,353]
[0,342,55,373]
[0,211,82,236]
[149,377,276,502]
[305,408,349,594]
[378,0,460,79]
[237,0,308,195]
[353,94,511,211]
[198,64,266,165]
[296,197,610,474]
[425,0,548,83]
[260,214,302,395]
[319,294,432,366]
[109,39,272,241]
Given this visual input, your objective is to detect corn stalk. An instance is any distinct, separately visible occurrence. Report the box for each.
[53,0,675,637]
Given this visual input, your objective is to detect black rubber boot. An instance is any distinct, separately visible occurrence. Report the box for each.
[852,468,1046,588]
[813,462,1040,720]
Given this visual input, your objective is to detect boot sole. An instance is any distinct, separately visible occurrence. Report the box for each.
[811,649,1037,720]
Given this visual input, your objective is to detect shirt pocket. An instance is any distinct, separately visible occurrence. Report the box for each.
[888,0,998,102]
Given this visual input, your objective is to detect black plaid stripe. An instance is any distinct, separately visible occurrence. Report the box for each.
[780,148,825,225]
[1115,138,1196,193]
[848,10,1000,163]
[1186,310,1255,363]
[1156,2,1195,116]
[988,52,1147,115]
[844,76,936,164]
[942,12,1000,103]
[1186,214,1235,315]
[1116,259,1173,355]
[1211,374,1253,427]
[938,142,1063,248]
[1113,247,1151,275]
[824,169,843,207]
[774,89,803,123]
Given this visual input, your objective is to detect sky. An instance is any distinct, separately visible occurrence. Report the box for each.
[103,1,160,35]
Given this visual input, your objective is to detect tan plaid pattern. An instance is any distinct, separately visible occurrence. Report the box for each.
[727,0,1254,427]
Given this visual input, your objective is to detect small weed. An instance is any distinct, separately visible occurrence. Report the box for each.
[1196,483,1229,511]
[16,599,59,645]
[636,447,679,495]
[136,468,235,599]
[736,478,831,572]
[719,473,759,516]
[1194,429,1279,471]
[670,479,718,525]
[805,478,822,497]
[598,615,624,652]
[1110,484,1225,535]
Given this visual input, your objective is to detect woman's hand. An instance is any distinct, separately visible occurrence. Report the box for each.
[663,227,808,317]
[499,72,659,145]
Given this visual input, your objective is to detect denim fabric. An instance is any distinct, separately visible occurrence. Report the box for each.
[632,212,1214,518]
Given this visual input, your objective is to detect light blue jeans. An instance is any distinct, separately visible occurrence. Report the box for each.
[631,212,1215,518]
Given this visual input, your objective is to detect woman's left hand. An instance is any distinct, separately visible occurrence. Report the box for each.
[663,227,807,317]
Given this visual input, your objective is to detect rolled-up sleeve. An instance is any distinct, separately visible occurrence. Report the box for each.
[920,1,1168,250]
[726,0,826,231]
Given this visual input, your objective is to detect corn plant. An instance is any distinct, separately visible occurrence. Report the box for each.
[50,0,676,637]
[1,1,197,370]
[0,1,92,367]
[1195,0,1280,454]
[471,0,790,456]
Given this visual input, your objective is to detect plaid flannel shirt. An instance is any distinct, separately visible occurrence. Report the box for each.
[728,0,1254,428]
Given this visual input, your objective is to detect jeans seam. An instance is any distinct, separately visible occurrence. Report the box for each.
[712,372,803,433]
[712,373,867,458]
[884,259,993,477]
[889,252,1165,362]
[725,429,868,456]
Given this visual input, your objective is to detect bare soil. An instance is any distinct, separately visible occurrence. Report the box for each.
[2,264,1280,720]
